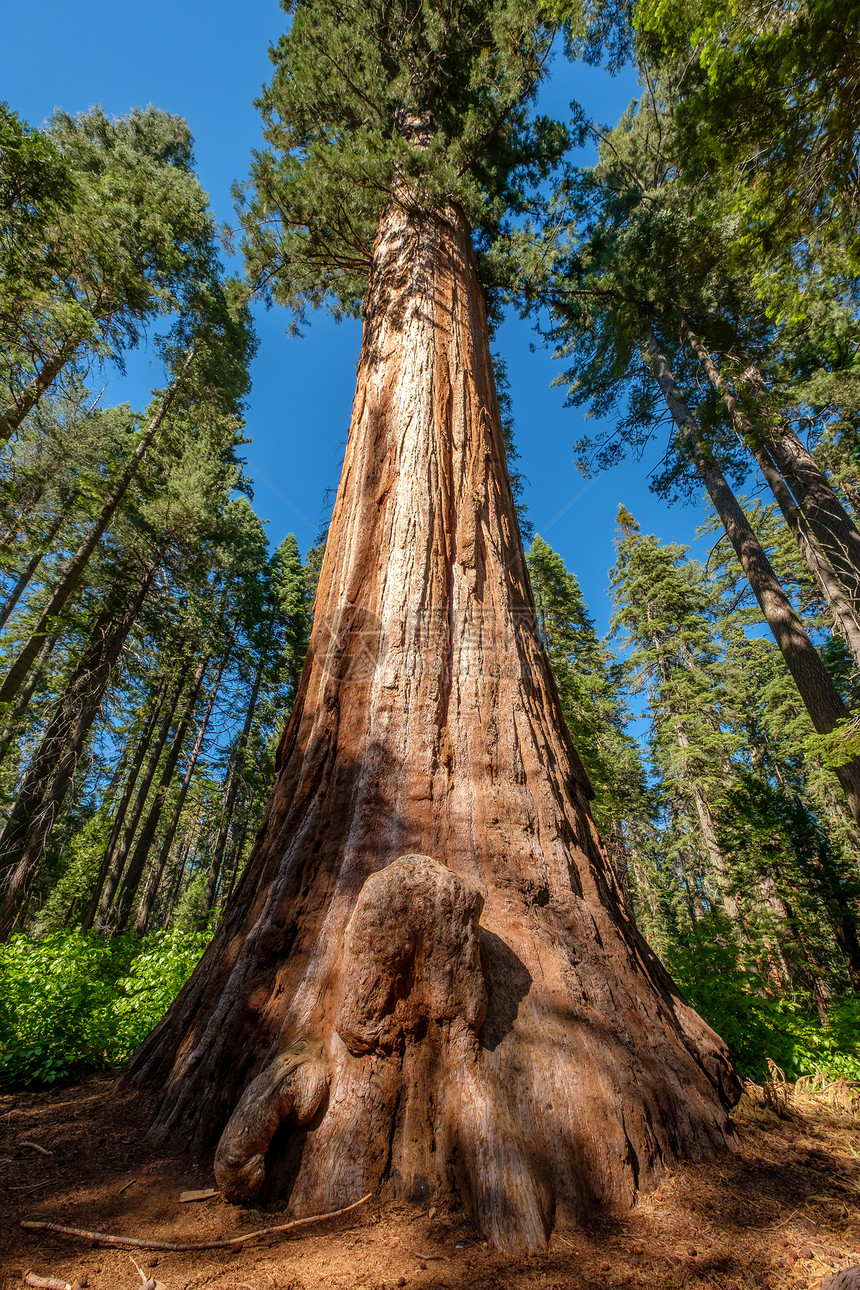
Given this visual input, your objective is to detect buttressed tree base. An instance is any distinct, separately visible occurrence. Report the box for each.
[126,203,741,1252]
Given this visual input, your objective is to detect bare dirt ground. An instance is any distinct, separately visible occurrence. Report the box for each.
[1,1076,859,1290]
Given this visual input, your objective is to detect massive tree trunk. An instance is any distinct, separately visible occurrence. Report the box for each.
[126,204,739,1252]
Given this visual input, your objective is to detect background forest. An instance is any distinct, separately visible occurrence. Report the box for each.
[1,0,860,1093]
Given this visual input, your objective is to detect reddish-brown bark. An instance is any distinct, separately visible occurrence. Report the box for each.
[126,204,739,1251]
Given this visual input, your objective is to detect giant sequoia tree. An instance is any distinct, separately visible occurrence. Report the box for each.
[126,0,740,1250]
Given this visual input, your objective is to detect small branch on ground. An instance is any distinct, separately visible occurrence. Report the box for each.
[19,1142,52,1156]
[23,1274,83,1290]
[20,1192,373,1252]
[129,1252,164,1290]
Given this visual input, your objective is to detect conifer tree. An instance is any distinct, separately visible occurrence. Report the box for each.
[0,107,218,443]
[126,0,739,1251]
[526,533,648,894]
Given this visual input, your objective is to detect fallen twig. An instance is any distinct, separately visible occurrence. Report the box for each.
[20,1141,52,1156]
[415,1252,450,1261]
[21,1192,373,1252]
[23,1274,77,1290]
[128,1253,163,1290]
[118,1178,138,1195]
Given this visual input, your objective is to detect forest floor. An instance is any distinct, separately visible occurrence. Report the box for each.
[0,1077,858,1290]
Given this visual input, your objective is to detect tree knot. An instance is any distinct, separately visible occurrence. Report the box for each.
[335,854,488,1055]
[214,1039,328,1203]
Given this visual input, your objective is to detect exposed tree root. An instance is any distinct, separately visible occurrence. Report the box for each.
[20,1191,372,1252]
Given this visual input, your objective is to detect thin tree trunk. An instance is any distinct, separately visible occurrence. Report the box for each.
[200,624,271,916]
[220,816,250,906]
[673,722,745,937]
[95,661,190,931]
[643,325,860,824]
[0,506,69,630]
[113,652,210,932]
[134,655,227,935]
[754,440,860,665]
[734,361,860,612]
[806,815,860,989]
[127,204,739,1252]
[0,339,78,444]
[629,853,667,947]
[80,677,171,932]
[164,821,199,924]
[0,562,157,937]
[684,324,860,667]
[0,360,190,711]
[0,627,62,769]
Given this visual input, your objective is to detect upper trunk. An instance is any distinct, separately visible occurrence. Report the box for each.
[126,204,738,1252]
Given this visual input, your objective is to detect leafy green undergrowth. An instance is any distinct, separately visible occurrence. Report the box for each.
[668,933,860,1083]
[3,923,858,1093]
[0,929,210,1088]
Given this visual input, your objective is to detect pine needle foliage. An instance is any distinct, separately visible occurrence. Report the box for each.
[239,0,572,319]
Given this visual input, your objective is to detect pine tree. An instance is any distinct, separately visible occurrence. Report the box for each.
[0,107,218,443]
[526,533,649,895]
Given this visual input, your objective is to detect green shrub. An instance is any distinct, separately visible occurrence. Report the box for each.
[0,929,209,1088]
[667,925,860,1082]
[112,929,210,1057]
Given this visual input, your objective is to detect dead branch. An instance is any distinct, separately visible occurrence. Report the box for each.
[19,1141,52,1156]
[23,1274,81,1290]
[21,1192,373,1252]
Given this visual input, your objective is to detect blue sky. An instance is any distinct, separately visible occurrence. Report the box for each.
[2,0,720,636]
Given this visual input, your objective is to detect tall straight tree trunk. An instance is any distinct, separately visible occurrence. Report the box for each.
[80,676,172,932]
[753,441,860,665]
[0,505,70,630]
[0,627,62,769]
[113,652,210,932]
[0,561,157,937]
[200,623,271,916]
[643,325,860,824]
[684,324,860,666]
[95,661,190,931]
[733,360,860,612]
[134,653,228,935]
[673,721,744,937]
[163,821,199,923]
[220,816,251,906]
[0,362,189,711]
[646,599,743,937]
[0,338,79,445]
[127,205,738,1252]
